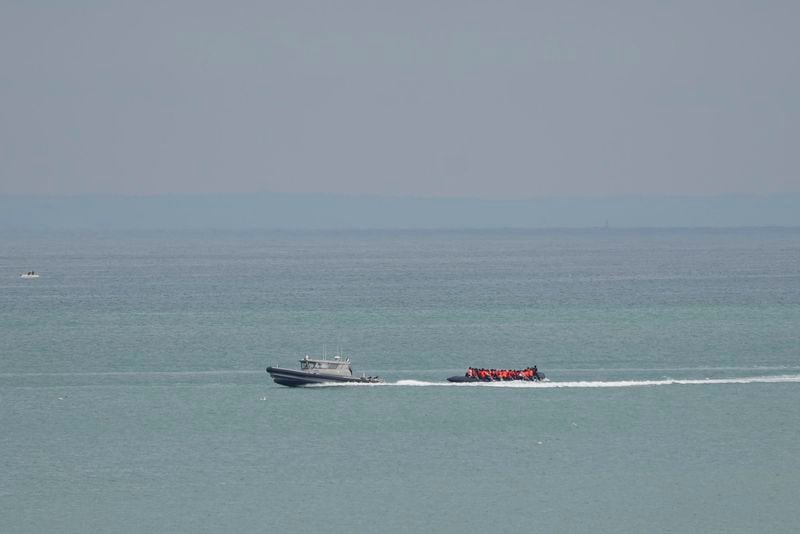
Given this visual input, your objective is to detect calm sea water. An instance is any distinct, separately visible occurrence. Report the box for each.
[2,228,799,533]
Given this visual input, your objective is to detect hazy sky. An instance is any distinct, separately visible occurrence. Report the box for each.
[1,1,798,198]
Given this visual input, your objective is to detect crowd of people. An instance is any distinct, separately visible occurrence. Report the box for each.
[465,366,539,381]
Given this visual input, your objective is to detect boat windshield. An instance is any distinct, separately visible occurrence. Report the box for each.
[300,361,343,370]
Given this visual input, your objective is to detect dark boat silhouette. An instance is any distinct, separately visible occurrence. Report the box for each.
[447,367,545,383]
[267,354,382,387]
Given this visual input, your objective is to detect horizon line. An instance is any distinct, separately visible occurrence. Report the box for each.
[2,191,800,200]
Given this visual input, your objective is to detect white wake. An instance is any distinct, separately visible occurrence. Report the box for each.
[390,375,800,388]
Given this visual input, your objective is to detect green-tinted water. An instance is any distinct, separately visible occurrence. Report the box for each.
[2,229,799,532]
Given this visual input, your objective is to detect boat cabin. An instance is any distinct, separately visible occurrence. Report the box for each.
[299,355,353,376]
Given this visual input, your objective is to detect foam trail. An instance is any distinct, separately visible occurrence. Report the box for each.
[391,375,800,388]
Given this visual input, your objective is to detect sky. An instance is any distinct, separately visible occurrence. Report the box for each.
[1,1,798,199]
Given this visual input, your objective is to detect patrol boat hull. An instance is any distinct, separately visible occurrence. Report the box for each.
[266,366,383,387]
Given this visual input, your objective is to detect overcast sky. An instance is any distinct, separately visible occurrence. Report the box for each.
[1,1,798,198]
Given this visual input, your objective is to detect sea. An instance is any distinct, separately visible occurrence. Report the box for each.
[1,227,799,533]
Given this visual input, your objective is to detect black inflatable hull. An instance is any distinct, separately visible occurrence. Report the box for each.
[446,373,545,383]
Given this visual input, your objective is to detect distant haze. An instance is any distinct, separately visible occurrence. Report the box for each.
[1,193,798,230]
[1,2,799,198]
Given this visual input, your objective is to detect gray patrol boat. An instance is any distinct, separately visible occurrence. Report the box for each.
[267,354,383,387]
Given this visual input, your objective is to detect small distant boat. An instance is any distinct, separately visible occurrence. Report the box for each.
[267,354,383,387]
[20,271,40,279]
[447,366,545,383]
